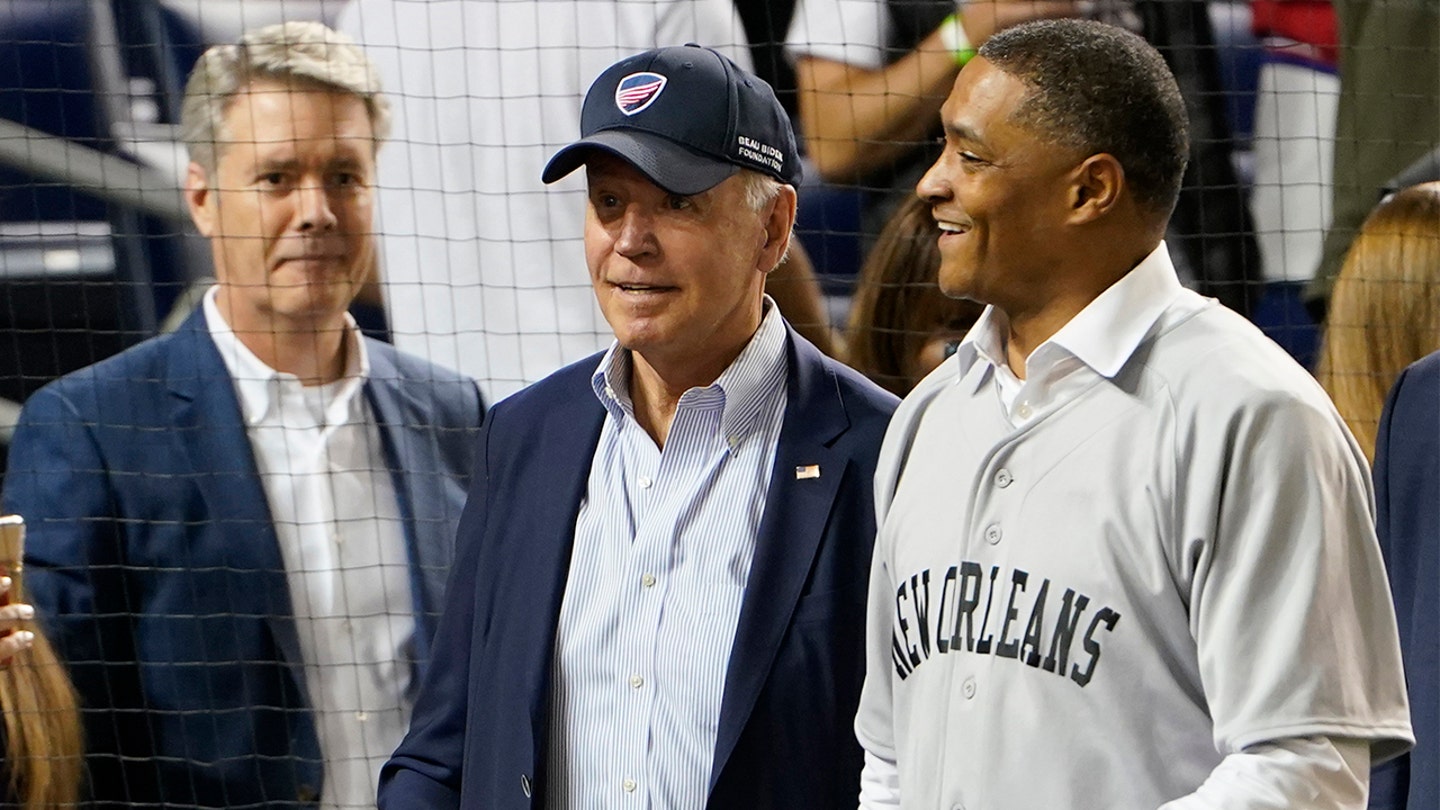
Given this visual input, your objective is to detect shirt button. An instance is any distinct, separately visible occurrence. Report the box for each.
[622,777,637,793]
[641,573,656,588]
[629,674,644,689]
[994,468,1013,488]
[984,524,1002,545]
[1016,402,1033,419]
[637,475,653,489]
[355,710,369,721]
[962,677,977,699]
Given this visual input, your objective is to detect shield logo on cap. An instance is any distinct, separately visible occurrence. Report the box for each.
[615,72,667,116]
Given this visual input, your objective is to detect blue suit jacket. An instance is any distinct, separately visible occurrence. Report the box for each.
[1,307,483,808]
[378,327,898,809]
[1371,351,1440,810]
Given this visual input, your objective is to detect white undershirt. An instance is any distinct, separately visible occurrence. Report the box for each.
[204,288,416,809]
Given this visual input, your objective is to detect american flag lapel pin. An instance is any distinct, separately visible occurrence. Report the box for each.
[795,464,821,480]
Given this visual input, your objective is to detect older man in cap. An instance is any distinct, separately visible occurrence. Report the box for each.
[378,44,897,809]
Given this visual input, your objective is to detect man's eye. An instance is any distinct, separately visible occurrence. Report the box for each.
[959,151,984,164]
[260,172,286,186]
[666,195,691,210]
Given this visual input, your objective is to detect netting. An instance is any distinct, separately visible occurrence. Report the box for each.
[0,0,1433,805]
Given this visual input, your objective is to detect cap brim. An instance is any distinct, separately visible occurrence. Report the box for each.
[541,130,738,196]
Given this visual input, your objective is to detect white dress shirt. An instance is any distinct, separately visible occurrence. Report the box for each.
[205,288,416,809]
[546,301,789,808]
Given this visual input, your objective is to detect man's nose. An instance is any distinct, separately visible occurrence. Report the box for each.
[613,205,656,256]
[916,154,953,203]
[295,181,339,232]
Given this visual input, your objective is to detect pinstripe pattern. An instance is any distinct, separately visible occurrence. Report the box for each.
[546,303,788,809]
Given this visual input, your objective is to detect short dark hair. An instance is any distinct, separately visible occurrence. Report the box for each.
[979,19,1189,218]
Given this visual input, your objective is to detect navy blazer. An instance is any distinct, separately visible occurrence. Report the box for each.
[2,307,483,808]
[1371,351,1440,810]
[378,326,898,809]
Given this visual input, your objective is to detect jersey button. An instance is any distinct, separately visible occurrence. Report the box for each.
[984,524,1002,545]
[994,468,1013,488]
[962,676,977,699]
[638,475,653,489]
[622,777,637,793]
[641,573,656,588]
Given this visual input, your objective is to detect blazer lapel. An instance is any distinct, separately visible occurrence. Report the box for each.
[165,309,306,677]
[710,330,850,788]
[521,376,608,775]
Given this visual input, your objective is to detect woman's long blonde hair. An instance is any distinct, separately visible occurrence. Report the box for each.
[0,517,83,809]
[1317,181,1440,462]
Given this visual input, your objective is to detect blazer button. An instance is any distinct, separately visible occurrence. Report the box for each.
[297,784,319,803]
[521,773,532,798]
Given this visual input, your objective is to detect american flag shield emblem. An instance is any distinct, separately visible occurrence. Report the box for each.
[615,72,668,116]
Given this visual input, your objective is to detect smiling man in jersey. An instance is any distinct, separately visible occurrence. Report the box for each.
[377,44,897,809]
[855,18,1413,810]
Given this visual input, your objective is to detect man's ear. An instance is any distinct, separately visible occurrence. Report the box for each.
[759,184,799,275]
[184,162,216,237]
[1067,153,1124,225]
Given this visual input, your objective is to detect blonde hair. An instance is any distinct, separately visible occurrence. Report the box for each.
[180,21,390,178]
[0,622,84,809]
[847,195,985,396]
[1317,181,1440,462]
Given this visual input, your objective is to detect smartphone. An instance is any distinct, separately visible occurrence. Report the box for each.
[0,515,24,605]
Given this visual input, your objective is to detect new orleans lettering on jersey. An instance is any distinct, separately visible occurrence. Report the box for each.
[891,562,1121,687]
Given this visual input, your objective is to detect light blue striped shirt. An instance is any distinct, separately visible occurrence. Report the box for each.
[546,300,789,808]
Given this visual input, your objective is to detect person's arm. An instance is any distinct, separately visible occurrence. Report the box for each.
[1158,737,1369,809]
[1176,388,1411,810]
[794,1,1077,182]
[855,468,903,809]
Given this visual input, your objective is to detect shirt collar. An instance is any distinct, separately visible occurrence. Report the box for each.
[203,284,370,427]
[591,296,789,449]
[952,241,1183,381]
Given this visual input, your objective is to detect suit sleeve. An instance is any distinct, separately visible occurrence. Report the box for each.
[378,415,493,809]
[1,385,156,806]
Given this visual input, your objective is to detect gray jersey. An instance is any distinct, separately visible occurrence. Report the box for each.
[856,251,1412,809]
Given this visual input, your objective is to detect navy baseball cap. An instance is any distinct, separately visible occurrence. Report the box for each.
[542,44,802,195]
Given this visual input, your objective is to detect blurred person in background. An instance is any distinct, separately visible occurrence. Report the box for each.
[787,0,1262,314]
[2,22,482,808]
[1316,182,1440,463]
[846,195,984,396]
[1312,0,1440,315]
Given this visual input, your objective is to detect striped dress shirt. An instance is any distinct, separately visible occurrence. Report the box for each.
[546,301,789,808]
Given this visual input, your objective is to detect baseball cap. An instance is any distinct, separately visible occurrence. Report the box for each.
[541,44,801,195]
